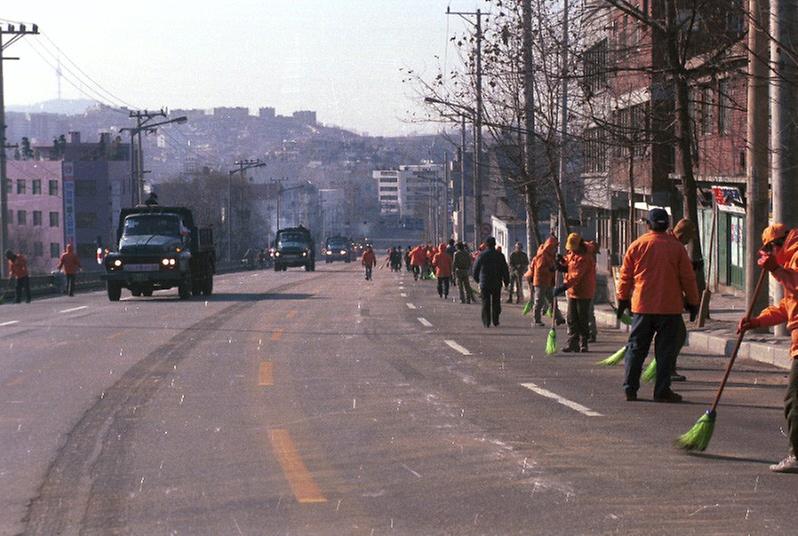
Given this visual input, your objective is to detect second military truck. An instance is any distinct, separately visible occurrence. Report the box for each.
[273,226,315,271]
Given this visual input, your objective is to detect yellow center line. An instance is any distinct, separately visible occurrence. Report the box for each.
[268,429,327,503]
[271,329,284,342]
[5,375,24,387]
[286,310,297,319]
[258,362,274,386]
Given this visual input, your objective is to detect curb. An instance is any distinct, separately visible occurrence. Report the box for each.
[594,307,792,371]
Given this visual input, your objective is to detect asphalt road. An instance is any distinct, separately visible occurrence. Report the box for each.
[0,263,795,535]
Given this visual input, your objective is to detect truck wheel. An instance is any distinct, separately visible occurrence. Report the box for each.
[203,277,214,296]
[192,279,202,296]
[178,276,192,300]
[142,287,153,297]
[305,263,312,272]
[107,282,122,302]
[131,288,142,297]
[274,263,281,272]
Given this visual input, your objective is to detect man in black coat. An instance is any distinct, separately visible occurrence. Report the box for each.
[472,237,510,328]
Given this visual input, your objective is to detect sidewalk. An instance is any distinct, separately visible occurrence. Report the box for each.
[594,293,794,370]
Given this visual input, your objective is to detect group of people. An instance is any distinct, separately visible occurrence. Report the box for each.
[4,244,82,303]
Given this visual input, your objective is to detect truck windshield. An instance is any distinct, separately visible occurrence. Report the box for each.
[327,240,348,249]
[123,215,181,237]
[277,234,307,249]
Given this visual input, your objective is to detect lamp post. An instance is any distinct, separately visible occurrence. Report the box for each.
[228,159,266,262]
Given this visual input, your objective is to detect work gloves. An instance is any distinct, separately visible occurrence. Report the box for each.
[757,251,779,273]
[737,316,762,334]
[616,299,631,320]
[554,284,569,297]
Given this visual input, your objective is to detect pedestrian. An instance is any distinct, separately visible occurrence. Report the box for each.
[669,218,698,382]
[529,235,564,326]
[453,242,475,304]
[616,208,699,403]
[445,238,456,259]
[57,243,81,296]
[5,249,31,304]
[361,245,377,281]
[738,223,798,472]
[473,237,510,328]
[432,243,453,299]
[555,232,597,352]
[507,241,529,304]
[584,238,599,343]
[409,245,426,281]
[404,246,412,272]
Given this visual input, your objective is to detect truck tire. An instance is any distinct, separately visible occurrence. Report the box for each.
[178,275,192,300]
[305,263,312,272]
[131,288,142,297]
[203,276,213,296]
[142,287,153,297]
[274,263,281,272]
[107,282,122,301]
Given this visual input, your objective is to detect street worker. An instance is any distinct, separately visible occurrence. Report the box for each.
[583,238,599,343]
[432,243,453,300]
[528,235,564,327]
[57,243,81,297]
[668,218,698,382]
[507,241,529,304]
[361,245,377,281]
[5,249,31,304]
[738,223,798,473]
[453,242,475,304]
[616,208,699,403]
[404,245,412,272]
[555,232,597,352]
[409,245,426,281]
[473,237,510,328]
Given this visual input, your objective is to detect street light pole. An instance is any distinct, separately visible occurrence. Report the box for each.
[228,159,266,262]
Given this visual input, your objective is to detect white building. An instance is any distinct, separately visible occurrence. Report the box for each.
[372,163,444,221]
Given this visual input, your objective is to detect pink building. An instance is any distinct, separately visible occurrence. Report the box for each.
[6,160,65,274]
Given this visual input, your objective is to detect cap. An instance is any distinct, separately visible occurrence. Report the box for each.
[565,232,582,251]
[485,236,496,247]
[762,223,789,247]
[672,218,696,242]
[647,208,669,229]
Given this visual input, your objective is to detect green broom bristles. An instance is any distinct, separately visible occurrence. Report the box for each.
[597,346,626,366]
[675,410,716,452]
[641,359,657,383]
[545,329,557,355]
[620,312,633,325]
[522,301,533,316]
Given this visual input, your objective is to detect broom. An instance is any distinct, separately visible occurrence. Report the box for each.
[0,278,14,305]
[545,294,558,355]
[641,359,657,383]
[675,268,767,452]
[522,301,533,316]
[597,345,626,366]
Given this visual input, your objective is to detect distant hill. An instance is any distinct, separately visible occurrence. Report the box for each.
[8,99,99,115]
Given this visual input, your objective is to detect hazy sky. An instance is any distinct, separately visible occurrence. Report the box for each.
[3,1,490,136]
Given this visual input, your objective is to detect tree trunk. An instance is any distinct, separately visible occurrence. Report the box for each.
[628,149,636,244]
[525,184,543,251]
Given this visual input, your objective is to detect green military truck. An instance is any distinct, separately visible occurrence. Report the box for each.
[102,205,215,300]
[273,225,315,271]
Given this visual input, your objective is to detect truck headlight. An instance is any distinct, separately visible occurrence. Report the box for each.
[340,250,346,255]
[162,258,176,266]
[302,251,307,257]
[326,251,332,255]
[275,251,280,257]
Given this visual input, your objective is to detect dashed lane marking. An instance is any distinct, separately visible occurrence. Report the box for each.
[400,293,407,297]
[271,329,284,342]
[444,340,471,355]
[59,305,88,314]
[258,362,274,386]
[520,383,603,417]
[0,321,19,327]
[406,303,417,310]
[417,317,433,327]
[269,429,327,503]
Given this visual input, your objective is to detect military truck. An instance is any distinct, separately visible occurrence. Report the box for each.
[273,225,315,271]
[323,235,352,263]
[102,205,215,300]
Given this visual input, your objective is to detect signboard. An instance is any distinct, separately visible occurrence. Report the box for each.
[711,186,743,207]
[64,180,76,246]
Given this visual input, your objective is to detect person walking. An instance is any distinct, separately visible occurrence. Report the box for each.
[473,237,510,328]
[616,208,699,403]
[738,223,798,472]
[57,243,81,296]
[361,245,377,281]
[584,238,599,343]
[529,235,564,326]
[668,218,698,382]
[409,245,426,281]
[5,249,31,304]
[507,241,529,304]
[432,243,453,299]
[453,242,475,304]
[555,232,597,352]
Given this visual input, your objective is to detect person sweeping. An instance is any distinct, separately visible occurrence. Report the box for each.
[616,208,699,402]
[554,232,596,353]
[737,223,798,473]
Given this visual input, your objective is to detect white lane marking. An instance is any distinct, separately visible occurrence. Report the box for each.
[444,340,471,355]
[59,306,88,314]
[417,317,433,327]
[400,293,407,297]
[0,320,19,327]
[520,383,603,417]
[406,303,417,310]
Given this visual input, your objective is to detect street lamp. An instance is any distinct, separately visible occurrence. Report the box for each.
[227,159,266,262]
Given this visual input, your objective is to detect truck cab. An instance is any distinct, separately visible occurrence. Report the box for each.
[273,226,315,271]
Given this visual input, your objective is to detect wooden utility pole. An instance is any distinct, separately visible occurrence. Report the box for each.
[522,0,542,252]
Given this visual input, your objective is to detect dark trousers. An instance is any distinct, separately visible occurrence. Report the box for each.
[623,313,682,397]
[364,266,373,280]
[785,359,798,456]
[65,274,76,296]
[412,265,420,280]
[15,276,31,303]
[480,285,502,327]
[672,316,687,373]
[566,297,591,350]
[437,276,450,298]
[456,270,474,303]
[507,271,524,302]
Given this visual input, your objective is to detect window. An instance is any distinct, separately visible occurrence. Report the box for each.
[75,180,96,196]
[33,211,42,226]
[50,243,61,259]
[380,186,398,192]
[718,78,731,135]
[584,128,607,173]
[17,210,26,225]
[8,210,12,223]
[33,242,43,257]
[700,85,712,135]
[584,39,608,93]
[49,211,60,227]
[4,179,10,194]
[76,212,97,228]
[380,177,398,183]
[49,180,59,196]
[16,179,26,195]
[32,179,42,195]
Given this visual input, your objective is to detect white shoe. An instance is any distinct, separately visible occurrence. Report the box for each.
[769,455,798,473]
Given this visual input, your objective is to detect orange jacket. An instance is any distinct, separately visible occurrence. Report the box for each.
[8,254,28,279]
[361,249,376,267]
[409,246,427,267]
[528,236,558,287]
[564,247,596,299]
[617,230,699,314]
[432,243,453,278]
[58,244,81,275]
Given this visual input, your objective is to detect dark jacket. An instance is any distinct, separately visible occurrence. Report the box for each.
[453,250,472,272]
[509,250,529,273]
[473,247,510,289]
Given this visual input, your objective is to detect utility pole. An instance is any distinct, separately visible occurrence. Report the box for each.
[522,0,540,252]
[558,0,569,249]
[447,7,484,242]
[0,21,39,277]
[228,159,265,262]
[460,115,467,245]
[771,0,798,334]
[746,0,770,315]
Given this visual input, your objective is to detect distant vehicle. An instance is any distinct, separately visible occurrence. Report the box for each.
[323,235,352,263]
[102,205,215,300]
[273,226,315,271]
